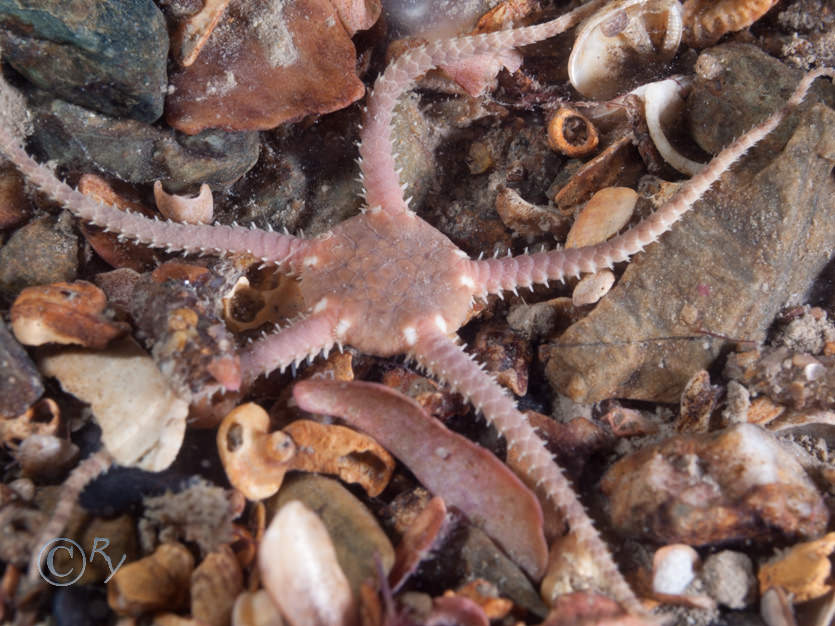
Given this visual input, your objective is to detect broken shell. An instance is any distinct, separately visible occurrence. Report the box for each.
[682,0,779,48]
[0,398,60,449]
[572,270,615,306]
[547,107,599,157]
[153,181,214,224]
[108,542,195,616]
[191,545,244,626]
[259,500,355,626]
[494,186,569,239]
[568,0,683,100]
[173,0,232,66]
[217,403,297,501]
[10,281,128,348]
[0,165,29,229]
[389,496,449,591]
[282,420,395,498]
[758,532,835,603]
[565,187,638,249]
[639,77,704,175]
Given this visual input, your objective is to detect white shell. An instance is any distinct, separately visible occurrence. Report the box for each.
[569,0,684,100]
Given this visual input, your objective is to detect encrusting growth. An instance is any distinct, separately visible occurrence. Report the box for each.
[0,0,832,615]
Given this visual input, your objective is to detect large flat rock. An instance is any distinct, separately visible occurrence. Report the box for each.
[542,99,835,403]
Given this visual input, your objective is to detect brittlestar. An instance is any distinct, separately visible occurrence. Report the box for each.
[0,0,832,616]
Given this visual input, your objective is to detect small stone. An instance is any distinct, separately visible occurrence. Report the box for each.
[0,317,43,418]
[652,544,699,596]
[571,270,615,307]
[0,0,168,122]
[0,215,78,302]
[702,550,756,609]
[471,322,531,395]
[601,423,828,545]
[270,474,395,599]
[28,93,259,192]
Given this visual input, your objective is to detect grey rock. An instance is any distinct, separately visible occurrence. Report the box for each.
[28,93,260,192]
[689,45,835,162]
[0,214,78,301]
[0,0,168,123]
[542,98,835,402]
[0,317,42,418]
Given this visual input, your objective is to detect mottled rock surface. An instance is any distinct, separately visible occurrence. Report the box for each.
[0,317,42,417]
[542,53,835,402]
[601,423,828,544]
[28,94,259,192]
[0,214,78,301]
[165,0,365,134]
[0,0,168,122]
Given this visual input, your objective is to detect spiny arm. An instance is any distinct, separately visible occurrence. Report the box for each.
[470,67,835,296]
[358,0,607,216]
[239,310,339,386]
[411,325,645,616]
[0,125,313,271]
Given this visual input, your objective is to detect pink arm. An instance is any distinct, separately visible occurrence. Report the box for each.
[0,126,312,271]
[471,68,835,296]
[358,0,607,216]
[411,327,644,615]
[239,310,339,385]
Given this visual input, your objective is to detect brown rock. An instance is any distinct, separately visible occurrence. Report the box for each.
[600,423,828,545]
[0,318,43,418]
[191,546,244,626]
[165,0,366,134]
[543,101,835,403]
[0,215,78,302]
[0,165,29,229]
[108,542,195,616]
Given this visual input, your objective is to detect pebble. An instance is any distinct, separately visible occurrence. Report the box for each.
[0,317,43,418]
[0,0,168,122]
[702,550,756,609]
[28,93,259,192]
[601,423,828,544]
[269,474,395,599]
[0,215,78,302]
[542,51,835,403]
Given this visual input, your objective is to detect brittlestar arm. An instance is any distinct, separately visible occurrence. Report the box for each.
[410,327,644,616]
[469,67,835,296]
[239,310,339,386]
[358,0,607,216]
[0,126,312,271]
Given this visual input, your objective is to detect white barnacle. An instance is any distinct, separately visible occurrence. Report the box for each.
[303,255,319,268]
[313,298,329,314]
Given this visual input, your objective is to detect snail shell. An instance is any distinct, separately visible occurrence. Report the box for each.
[569,0,684,100]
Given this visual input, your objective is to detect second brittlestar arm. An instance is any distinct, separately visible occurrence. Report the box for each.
[0,120,313,272]
[410,324,645,616]
[469,68,835,297]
